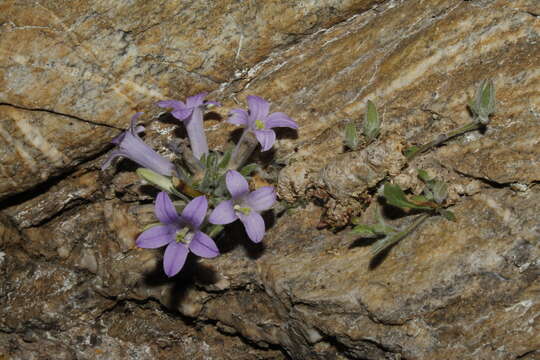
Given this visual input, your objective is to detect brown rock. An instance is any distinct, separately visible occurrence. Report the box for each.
[0,0,539,359]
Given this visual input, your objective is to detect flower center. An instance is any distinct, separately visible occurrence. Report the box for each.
[255,119,265,130]
[175,227,191,244]
[233,204,251,216]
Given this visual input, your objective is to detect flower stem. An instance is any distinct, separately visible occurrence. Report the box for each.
[371,213,430,256]
[207,224,224,238]
[229,130,258,170]
[406,121,480,161]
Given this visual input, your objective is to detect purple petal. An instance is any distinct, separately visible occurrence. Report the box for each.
[134,125,145,134]
[189,231,219,258]
[111,131,127,145]
[115,132,174,176]
[155,191,181,225]
[254,129,276,152]
[186,92,208,108]
[246,186,276,212]
[266,112,298,129]
[184,107,208,160]
[247,95,270,120]
[228,109,250,127]
[181,196,208,229]
[136,225,175,248]
[156,100,186,110]
[129,112,144,133]
[238,212,265,243]
[163,242,189,277]
[208,200,238,225]
[172,108,194,121]
[101,149,124,170]
[226,170,250,198]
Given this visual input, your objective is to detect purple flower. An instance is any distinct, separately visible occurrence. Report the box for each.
[209,170,276,243]
[157,92,221,160]
[136,192,219,277]
[102,112,175,176]
[228,95,298,151]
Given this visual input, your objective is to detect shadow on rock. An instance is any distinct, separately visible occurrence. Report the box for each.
[142,254,219,311]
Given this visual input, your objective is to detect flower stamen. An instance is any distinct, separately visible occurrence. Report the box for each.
[255,119,265,130]
[175,227,190,244]
[233,204,252,216]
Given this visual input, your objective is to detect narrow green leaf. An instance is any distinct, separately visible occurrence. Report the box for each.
[383,183,433,210]
[439,209,456,222]
[472,79,496,124]
[431,181,448,204]
[207,152,218,171]
[240,163,258,176]
[478,80,495,113]
[137,168,175,193]
[218,148,233,170]
[371,213,430,255]
[344,122,359,150]
[423,188,434,201]
[371,223,398,235]
[351,224,377,236]
[199,153,207,168]
[404,146,421,160]
[371,231,409,256]
[363,100,381,141]
[417,169,432,183]
[410,195,430,203]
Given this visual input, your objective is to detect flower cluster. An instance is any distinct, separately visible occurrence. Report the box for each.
[103,93,297,277]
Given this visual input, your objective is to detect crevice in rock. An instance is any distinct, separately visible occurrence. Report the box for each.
[23,198,93,229]
[199,317,292,359]
[0,146,110,212]
[96,294,292,359]
[0,102,124,130]
[322,333,404,360]
[517,349,540,359]
[453,169,513,189]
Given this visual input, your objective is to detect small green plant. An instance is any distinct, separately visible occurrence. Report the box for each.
[404,80,496,160]
[344,100,381,150]
[351,170,455,256]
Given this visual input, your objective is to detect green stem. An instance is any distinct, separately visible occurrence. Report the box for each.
[207,224,224,238]
[406,121,480,161]
[371,213,430,256]
[228,130,259,170]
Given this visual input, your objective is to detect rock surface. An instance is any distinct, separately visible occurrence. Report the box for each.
[1,0,539,359]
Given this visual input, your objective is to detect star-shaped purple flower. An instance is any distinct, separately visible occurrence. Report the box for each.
[157,92,221,160]
[136,192,219,277]
[102,112,175,176]
[228,95,298,151]
[208,170,276,243]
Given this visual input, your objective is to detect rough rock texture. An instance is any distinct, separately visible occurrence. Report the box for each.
[1,0,539,359]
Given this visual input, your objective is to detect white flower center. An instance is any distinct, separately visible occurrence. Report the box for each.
[233,204,251,216]
[175,227,192,244]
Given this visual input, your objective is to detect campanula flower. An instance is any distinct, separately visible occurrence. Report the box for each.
[136,192,219,277]
[157,93,221,160]
[102,112,174,176]
[228,95,297,151]
[209,170,276,243]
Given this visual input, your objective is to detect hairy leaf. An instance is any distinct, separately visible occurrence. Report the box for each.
[363,100,380,141]
[383,183,433,210]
